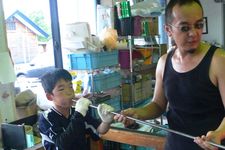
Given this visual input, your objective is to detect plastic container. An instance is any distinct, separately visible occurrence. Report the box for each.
[68,50,118,70]
[90,72,121,92]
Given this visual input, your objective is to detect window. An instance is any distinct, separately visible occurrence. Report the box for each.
[6,17,16,30]
[3,0,97,93]
[3,0,54,93]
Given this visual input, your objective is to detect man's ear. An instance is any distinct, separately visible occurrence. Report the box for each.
[46,93,53,101]
[164,24,172,37]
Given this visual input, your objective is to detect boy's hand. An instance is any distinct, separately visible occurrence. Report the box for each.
[75,97,92,116]
[97,103,114,123]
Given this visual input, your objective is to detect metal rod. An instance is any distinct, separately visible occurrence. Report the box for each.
[72,100,225,149]
[91,104,225,149]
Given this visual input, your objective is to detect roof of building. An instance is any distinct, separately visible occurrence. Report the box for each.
[6,10,49,38]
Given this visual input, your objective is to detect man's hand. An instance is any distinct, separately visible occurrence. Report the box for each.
[114,108,138,128]
[97,103,114,123]
[75,97,92,116]
[194,130,221,150]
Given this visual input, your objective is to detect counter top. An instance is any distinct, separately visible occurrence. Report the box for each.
[101,126,166,150]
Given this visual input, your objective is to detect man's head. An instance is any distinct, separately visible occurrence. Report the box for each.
[165,0,204,52]
[165,0,203,25]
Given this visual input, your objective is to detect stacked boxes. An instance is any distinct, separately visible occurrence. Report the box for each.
[68,50,121,92]
[142,79,152,100]
[68,50,122,118]
[122,79,153,103]
[122,82,142,103]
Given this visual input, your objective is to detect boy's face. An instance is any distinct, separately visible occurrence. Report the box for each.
[47,78,75,108]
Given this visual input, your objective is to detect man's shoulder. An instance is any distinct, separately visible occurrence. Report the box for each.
[158,53,169,67]
[214,47,225,55]
[211,46,225,67]
[206,44,225,72]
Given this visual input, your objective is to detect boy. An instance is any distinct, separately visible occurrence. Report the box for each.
[38,68,114,150]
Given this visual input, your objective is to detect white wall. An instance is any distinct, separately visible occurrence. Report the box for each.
[201,0,224,47]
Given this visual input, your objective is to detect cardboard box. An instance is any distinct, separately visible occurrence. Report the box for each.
[122,81,141,102]
[141,79,153,100]
[122,79,153,103]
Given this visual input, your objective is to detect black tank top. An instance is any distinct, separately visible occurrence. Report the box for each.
[163,46,225,150]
